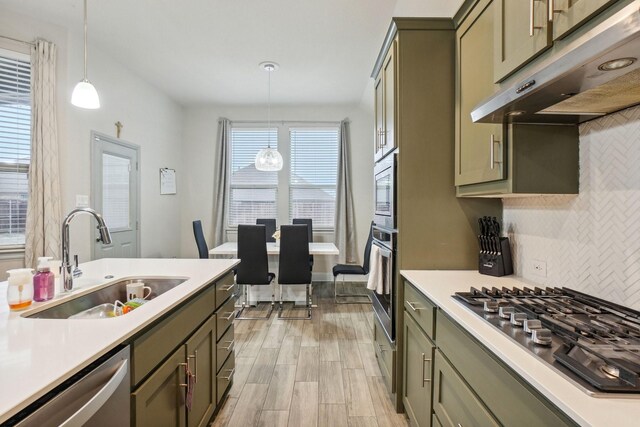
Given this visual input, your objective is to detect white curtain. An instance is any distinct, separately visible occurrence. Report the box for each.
[334,119,357,263]
[24,40,61,268]
[212,118,231,246]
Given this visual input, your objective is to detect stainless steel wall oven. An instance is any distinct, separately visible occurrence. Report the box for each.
[371,225,397,342]
[374,151,396,230]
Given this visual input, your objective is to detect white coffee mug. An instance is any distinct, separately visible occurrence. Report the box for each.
[126,282,152,301]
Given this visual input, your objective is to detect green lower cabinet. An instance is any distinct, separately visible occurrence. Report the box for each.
[132,345,187,427]
[433,350,499,427]
[186,315,217,427]
[216,352,235,405]
[403,312,435,427]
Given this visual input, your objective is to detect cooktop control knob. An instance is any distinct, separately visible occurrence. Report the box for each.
[510,312,527,327]
[532,328,552,346]
[523,319,542,334]
[499,306,515,319]
[483,301,499,313]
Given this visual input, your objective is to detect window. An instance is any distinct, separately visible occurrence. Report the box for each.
[289,128,338,229]
[227,123,339,231]
[228,128,278,226]
[0,49,31,247]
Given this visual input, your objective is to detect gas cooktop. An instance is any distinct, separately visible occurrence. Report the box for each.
[453,286,640,397]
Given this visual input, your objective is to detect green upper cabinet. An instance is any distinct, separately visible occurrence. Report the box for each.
[373,40,397,162]
[494,0,553,82]
[551,0,618,39]
[455,0,504,186]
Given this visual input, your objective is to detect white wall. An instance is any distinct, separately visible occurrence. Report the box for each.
[0,8,184,277]
[504,105,640,309]
[180,104,374,279]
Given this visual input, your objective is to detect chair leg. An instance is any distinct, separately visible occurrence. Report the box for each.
[334,274,372,304]
[277,283,312,320]
[236,284,274,320]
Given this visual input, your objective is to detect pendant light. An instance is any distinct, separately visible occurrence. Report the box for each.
[255,62,283,171]
[71,0,100,109]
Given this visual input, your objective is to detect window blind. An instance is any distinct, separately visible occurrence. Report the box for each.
[289,127,339,229]
[228,128,278,226]
[0,50,31,246]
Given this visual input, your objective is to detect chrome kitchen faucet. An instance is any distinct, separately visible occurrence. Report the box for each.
[61,208,112,292]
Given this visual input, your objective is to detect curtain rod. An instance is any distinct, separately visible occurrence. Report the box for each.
[231,120,345,124]
[0,35,35,47]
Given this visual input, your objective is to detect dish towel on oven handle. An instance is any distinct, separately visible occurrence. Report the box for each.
[366,244,384,294]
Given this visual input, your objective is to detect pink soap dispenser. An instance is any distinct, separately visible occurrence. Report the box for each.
[33,258,55,302]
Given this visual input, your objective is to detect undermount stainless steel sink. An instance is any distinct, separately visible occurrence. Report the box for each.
[24,277,188,319]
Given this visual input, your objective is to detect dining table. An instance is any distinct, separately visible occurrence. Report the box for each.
[208,241,339,256]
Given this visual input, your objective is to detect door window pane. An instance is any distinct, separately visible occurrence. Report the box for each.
[102,153,130,229]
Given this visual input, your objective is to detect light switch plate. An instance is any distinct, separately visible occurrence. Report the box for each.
[76,194,89,208]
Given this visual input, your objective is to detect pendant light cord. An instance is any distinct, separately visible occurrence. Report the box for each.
[267,69,271,148]
[83,0,88,80]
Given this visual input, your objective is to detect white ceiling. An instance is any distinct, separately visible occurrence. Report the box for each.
[2,0,463,106]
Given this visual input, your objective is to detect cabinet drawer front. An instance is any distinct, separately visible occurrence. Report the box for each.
[433,350,499,427]
[215,272,235,310]
[132,284,216,386]
[216,351,235,404]
[373,314,395,393]
[404,281,436,339]
[216,296,236,341]
[436,312,577,427]
[217,323,234,373]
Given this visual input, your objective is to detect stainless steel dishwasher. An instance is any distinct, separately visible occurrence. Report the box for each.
[10,346,130,427]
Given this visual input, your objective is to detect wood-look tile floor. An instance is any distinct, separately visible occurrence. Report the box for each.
[211,298,409,427]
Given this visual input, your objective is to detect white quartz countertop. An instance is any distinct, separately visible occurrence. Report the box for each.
[400,270,640,427]
[0,258,239,423]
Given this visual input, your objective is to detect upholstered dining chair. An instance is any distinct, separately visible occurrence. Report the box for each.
[332,221,374,304]
[192,220,209,259]
[278,225,312,319]
[236,224,276,319]
[292,218,314,270]
[256,218,277,243]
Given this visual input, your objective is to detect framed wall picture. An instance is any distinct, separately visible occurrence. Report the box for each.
[160,168,177,195]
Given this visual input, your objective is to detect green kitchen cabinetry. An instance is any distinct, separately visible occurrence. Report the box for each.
[551,0,619,40]
[374,313,395,393]
[374,41,397,162]
[403,312,435,427]
[455,0,579,197]
[130,271,236,427]
[494,0,553,82]
[455,0,504,187]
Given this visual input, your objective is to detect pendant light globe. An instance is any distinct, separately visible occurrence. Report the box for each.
[71,79,100,109]
[255,61,283,171]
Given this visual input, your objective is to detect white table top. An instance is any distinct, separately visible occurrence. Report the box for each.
[209,241,339,256]
[401,270,640,427]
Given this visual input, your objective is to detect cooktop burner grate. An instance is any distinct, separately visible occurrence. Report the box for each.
[453,286,640,396]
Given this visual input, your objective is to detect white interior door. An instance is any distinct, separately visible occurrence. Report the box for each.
[91,132,140,259]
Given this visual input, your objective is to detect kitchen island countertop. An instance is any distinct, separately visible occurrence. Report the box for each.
[0,258,239,423]
[401,270,640,427]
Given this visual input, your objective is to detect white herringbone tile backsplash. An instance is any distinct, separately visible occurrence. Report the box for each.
[503,105,640,309]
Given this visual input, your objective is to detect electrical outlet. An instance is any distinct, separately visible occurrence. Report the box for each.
[76,194,89,208]
[532,259,547,277]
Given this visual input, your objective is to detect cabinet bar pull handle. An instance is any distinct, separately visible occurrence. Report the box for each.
[179,362,188,387]
[457,424,463,427]
[220,284,235,292]
[549,0,562,22]
[529,0,542,36]
[220,368,235,381]
[490,134,501,170]
[224,311,236,321]
[422,354,432,387]
[222,340,235,351]
[188,350,198,383]
[406,301,423,311]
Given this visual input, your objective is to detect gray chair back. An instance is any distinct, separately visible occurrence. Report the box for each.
[256,218,276,242]
[237,225,271,285]
[362,221,375,274]
[192,220,209,259]
[278,225,311,284]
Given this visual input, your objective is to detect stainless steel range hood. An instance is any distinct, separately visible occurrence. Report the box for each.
[471,1,640,124]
